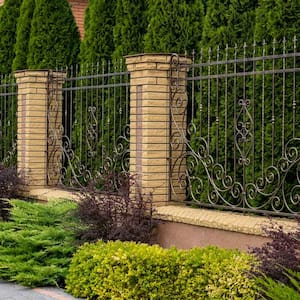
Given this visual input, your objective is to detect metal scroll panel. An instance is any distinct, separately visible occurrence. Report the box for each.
[47,62,130,191]
[170,38,300,216]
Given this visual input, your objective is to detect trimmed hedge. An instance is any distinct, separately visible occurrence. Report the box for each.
[66,240,257,299]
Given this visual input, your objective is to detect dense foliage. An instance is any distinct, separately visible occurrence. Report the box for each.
[0,200,79,287]
[0,0,22,75]
[66,240,257,300]
[27,0,80,69]
[112,0,147,60]
[144,0,204,53]
[255,0,300,43]
[12,0,35,71]
[250,219,300,283]
[201,0,257,49]
[0,164,21,221]
[76,173,157,244]
[79,0,116,64]
[256,269,300,299]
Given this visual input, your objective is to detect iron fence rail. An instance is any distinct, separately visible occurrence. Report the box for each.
[170,38,300,216]
[50,62,130,189]
[0,74,17,166]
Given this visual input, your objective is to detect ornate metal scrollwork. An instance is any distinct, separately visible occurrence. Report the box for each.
[170,52,300,215]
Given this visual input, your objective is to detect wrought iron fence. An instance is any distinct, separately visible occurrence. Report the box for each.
[48,62,130,189]
[170,37,300,216]
[0,73,17,166]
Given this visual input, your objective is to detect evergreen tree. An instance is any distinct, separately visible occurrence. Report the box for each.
[255,0,300,43]
[254,0,300,211]
[190,0,259,207]
[12,0,35,71]
[27,0,80,69]
[144,0,204,54]
[112,0,147,60]
[201,0,258,49]
[79,0,116,64]
[0,0,22,75]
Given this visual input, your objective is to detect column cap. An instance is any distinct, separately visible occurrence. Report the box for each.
[125,53,191,69]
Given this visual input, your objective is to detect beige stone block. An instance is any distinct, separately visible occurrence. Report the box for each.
[141,99,169,108]
[141,172,168,181]
[142,142,168,153]
[143,164,169,174]
[24,110,47,118]
[141,151,167,159]
[23,155,47,163]
[20,113,47,122]
[131,121,169,130]
[19,105,46,112]
[131,89,168,100]
[126,54,171,66]
[23,132,47,140]
[141,114,169,122]
[27,179,47,187]
[141,84,169,93]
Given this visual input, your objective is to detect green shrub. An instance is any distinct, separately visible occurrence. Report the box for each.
[66,240,257,299]
[0,200,79,287]
[256,269,300,300]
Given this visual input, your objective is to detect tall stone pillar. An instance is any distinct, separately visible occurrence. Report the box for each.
[15,70,66,190]
[126,54,190,206]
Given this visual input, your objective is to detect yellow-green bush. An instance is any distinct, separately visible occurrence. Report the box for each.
[66,241,257,299]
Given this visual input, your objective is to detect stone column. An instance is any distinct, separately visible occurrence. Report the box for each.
[126,54,190,206]
[15,70,66,191]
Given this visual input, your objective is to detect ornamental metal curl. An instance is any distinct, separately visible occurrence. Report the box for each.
[47,64,130,191]
[170,43,300,216]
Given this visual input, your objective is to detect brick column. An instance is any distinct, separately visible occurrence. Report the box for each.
[15,70,66,190]
[126,54,190,206]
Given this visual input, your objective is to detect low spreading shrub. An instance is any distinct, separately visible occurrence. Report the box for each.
[0,199,79,287]
[0,164,21,220]
[66,240,257,300]
[76,173,157,244]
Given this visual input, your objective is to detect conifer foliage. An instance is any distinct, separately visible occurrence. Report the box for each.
[144,0,204,54]
[27,0,80,69]
[0,200,79,287]
[79,0,116,64]
[0,0,22,75]
[12,0,35,71]
[255,0,300,43]
[201,0,258,49]
[112,0,147,60]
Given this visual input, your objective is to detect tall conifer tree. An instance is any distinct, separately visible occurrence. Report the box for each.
[12,0,35,71]
[27,0,80,69]
[144,0,204,54]
[255,0,300,43]
[112,0,147,60]
[79,0,116,64]
[202,0,258,49]
[0,0,22,74]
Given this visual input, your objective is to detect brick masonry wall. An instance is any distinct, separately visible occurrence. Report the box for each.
[68,0,88,39]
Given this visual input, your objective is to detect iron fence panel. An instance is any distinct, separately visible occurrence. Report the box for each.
[170,38,300,216]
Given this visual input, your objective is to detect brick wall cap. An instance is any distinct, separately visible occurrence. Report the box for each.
[155,204,297,237]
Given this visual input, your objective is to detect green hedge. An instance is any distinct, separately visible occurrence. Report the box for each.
[66,240,257,299]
